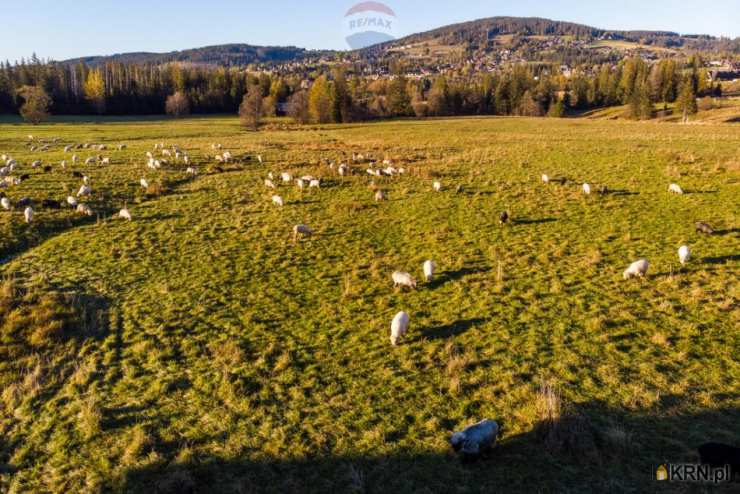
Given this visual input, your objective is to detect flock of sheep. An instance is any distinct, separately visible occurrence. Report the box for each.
[0,132,730,461]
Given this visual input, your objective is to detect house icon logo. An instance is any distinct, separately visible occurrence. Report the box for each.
[656,465,668,481]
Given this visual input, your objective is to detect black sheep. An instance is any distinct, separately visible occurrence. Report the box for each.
[42,199,61,209]
[499,211,509,225]
[15,197,32,208]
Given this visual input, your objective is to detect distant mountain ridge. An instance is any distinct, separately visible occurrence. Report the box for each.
[61,16,738,67]
[63,43,323,66]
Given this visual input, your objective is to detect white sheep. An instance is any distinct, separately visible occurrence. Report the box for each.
[84,157,96,165]
[309,179,320,189]
[140,178,149,189]
[582,183,591,195]
[24,206,33,223]
[296,178,305,190]
[281,172,292,183]
[72,154,78,164]
[119,208,132,221]
[31,160,41,168]
[272,195,284,207]
[1,197,10,210]
[423,260,436,282]
[374,190,386,202]
[186,167,197,175]
[258,155,263,164]
[623,259,649,280]
[292,224,313,242]
[77,185,92,197]
[392,271,417,290]
[668,183,684,195]
[390,311,409,346]
[541,174,550,184]
[66,196,78,207]
[678,245,691,265]
[101,157,111,165]
[450,419,499,460]
[433,181,442,192]
[264,179,276,189]
[76,203,93,216]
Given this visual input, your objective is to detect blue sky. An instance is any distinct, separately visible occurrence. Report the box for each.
[1,0,738,62]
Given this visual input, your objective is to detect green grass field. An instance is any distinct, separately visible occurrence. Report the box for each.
[0,115,738,493]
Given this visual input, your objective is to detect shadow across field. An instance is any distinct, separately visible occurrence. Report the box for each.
[118,397,740,494]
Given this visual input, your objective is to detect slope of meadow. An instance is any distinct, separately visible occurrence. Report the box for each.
[0,116,738,493]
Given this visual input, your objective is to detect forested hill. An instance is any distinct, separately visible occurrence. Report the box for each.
[64,44,322,67]
[359,16,739,55]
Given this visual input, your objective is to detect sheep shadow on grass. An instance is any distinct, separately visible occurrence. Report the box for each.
[714,228,740,237]
[513,218,557,226]
[421,317,486,341]
[427,266,491,289]
[702,254,740,265]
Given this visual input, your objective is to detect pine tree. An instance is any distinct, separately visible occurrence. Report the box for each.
[676,77,698,123]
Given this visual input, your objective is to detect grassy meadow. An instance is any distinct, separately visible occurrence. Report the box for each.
[0,115,738,493]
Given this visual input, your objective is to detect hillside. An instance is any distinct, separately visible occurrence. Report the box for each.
[64,43,324,67]
[358,16,740,65]
[60,17,739,69]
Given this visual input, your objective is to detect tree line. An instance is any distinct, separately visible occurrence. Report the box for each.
[1,54,719,125]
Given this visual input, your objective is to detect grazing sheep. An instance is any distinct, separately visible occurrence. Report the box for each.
[84,157,96,165]
[678,245,691,265]
[423,260,436,282]
[1,197,9,210]
[698,443,740,478]
[668,183,684,195]
[43,165,52,173]
[499,211,509,225]
[117,144,126,150]
[64,145,73,152]
[140,178,149,189]
[271,195,284,207]
[390,311,409,346]
[24,206,33,223]
[309,179,320,189]
[60,160,66,169]
[101,157,111,165]
[392,271,417,290]
[77,185,92,197]
[695,222,714,235]
[455,185,464,194]
[119,208,132,221]
[338,164,349,176]
[433,181,442,192]
[296,178,305,190]
[66,196,78,207]
[16,197,32,208]
[31,160,41,168]
[257,155,263,164]
[374,190,386,202]
[450,419,499,461]
[186,167,197,176]
[146,151,153,159]
[623,259,649,280]
[582,183,591,195]
[281,172,292,183]
[264,179,276,189]
[42,199,61,209]
[77,203,93,216]
[292,224,313,242]
[83,175,90,185]
[541,174,550,184]
[72,154,78,164]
